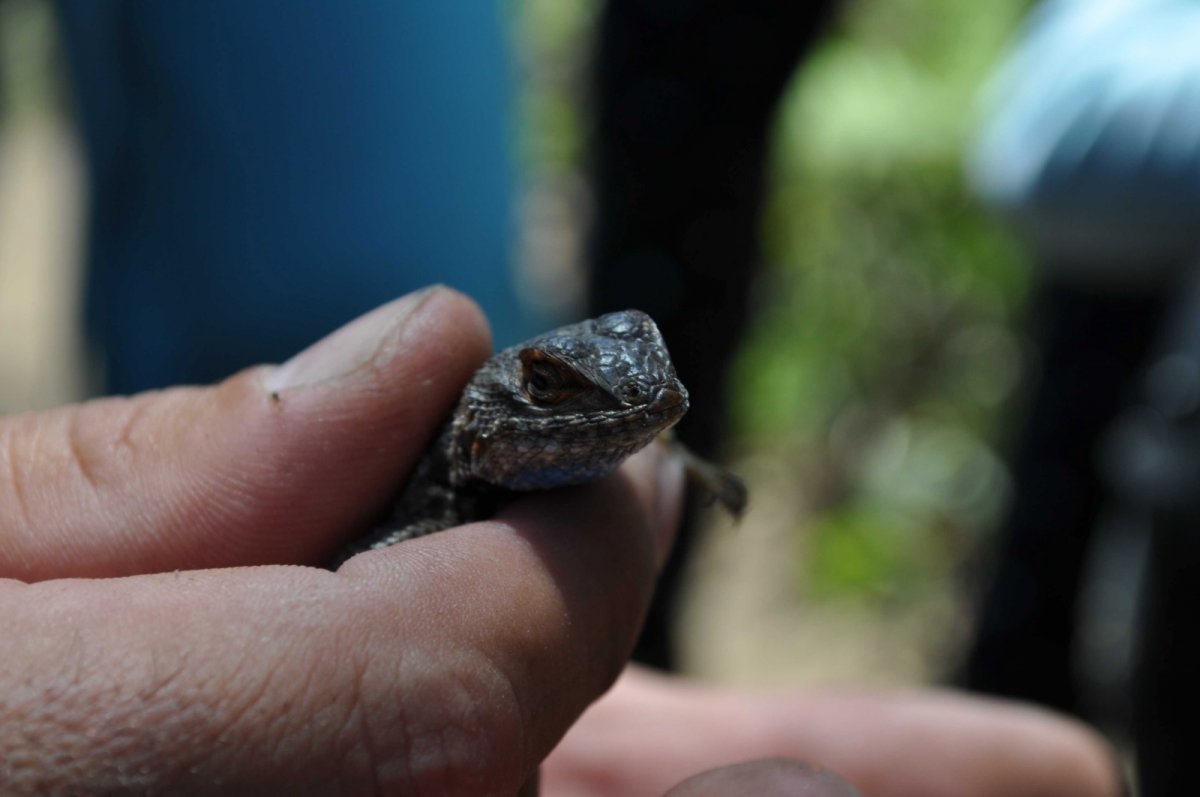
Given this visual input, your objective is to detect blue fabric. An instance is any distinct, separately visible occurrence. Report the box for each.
[968,0,1200,269]
[55,1,543,393]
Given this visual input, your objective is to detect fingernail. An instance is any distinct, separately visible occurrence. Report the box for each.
[264,286,440,393]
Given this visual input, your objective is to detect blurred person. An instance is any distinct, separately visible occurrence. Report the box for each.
[964,0,1200,791]
[53,1,544,395]
[588,0,840,669]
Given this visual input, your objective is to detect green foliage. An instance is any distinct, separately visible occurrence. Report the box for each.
[806,501,927,599]
[733,0,1032,599]
[512,0,599,175]
[0,0,62,120]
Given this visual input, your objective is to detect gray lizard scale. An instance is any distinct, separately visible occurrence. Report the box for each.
[331,310,700,567]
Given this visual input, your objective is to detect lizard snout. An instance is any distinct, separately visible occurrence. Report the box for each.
[652,385,689,416]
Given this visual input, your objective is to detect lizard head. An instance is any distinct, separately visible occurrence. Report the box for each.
[456,309,689,491]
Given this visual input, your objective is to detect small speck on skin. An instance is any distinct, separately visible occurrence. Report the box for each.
[270,391,281,403]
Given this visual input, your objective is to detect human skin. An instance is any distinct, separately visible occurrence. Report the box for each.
[544,666,1123,797]
[0,287,685,795]
[0,287,1120,796]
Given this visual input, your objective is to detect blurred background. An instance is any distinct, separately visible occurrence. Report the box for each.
[28,0,1200,792]
[0,0,86,410]
[0,0,1030,682]
[23,0,1196,787]
[0,0,1025,675]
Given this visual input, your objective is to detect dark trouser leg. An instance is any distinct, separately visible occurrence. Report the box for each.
[1133,513,1200,796]
[588,0,839,668]
[964,275,1167,712]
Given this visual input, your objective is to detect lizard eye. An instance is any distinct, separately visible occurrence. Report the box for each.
[527,364,560,398]
[520,350,584,405]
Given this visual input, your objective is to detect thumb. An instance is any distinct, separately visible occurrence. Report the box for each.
[0,286,490,581]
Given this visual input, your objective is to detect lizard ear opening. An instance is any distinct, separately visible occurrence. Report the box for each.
[519,348,587,405]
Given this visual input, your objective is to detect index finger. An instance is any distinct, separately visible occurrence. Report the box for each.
[0,287,490,580]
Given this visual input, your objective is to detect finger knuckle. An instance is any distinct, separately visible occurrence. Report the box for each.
[343,644,529,796]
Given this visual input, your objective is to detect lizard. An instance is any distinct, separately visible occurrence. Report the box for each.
[331,309,745,567]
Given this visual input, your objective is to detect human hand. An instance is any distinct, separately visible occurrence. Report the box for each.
[543,665,1124,797]
[0,287,684,795]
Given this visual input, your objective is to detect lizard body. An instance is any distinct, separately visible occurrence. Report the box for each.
[332,310,741,566]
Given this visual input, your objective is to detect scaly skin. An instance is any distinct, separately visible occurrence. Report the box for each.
[333,310,723,566]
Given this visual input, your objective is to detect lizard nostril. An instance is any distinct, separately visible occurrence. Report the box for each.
[620,380,652,403]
